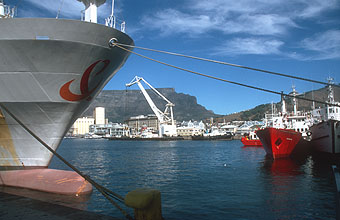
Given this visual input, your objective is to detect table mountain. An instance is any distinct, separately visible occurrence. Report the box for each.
[82,88,220,123]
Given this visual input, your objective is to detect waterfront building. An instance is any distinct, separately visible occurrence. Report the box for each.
[94,107,106,125]
[220,124,237,135]
[71,107,108,136]
[89,123,129,137]
[177,127,203,136]
[177,120,205,136]
[125,115,159,134]
[72,117,95,135]
[109,123,130,137]
[236,121,263,135]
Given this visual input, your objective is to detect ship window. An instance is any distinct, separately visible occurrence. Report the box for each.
[275,138,282,146]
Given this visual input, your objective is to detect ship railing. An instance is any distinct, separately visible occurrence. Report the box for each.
[0,4,15,18]
[105,15,126,33]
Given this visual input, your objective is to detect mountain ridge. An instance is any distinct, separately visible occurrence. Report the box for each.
[83,85,340,123]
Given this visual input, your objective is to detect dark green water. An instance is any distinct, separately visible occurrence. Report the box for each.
[50,139,337,220]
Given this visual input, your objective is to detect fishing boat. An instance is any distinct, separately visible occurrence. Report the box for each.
[311,80,340,155]
[0,0,133,194]
[191,126,233,140]
[241,131,262,146]
[257,87,313,159]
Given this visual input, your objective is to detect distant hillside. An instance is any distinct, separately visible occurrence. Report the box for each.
[83,88,220,122]
[83,85,340,123]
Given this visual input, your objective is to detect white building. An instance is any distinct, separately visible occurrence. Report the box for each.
[72,117,95,135]
[177,120,205,136]
[94,107,105,125]
[220,124,238,134]
[89,123,130,138]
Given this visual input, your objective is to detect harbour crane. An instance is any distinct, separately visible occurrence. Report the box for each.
[126,76,177,137]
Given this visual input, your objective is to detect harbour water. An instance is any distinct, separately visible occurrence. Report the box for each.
[49,139,337,220]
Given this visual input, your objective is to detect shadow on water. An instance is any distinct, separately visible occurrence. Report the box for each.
[0,185,91,210]
[259,152,338,220]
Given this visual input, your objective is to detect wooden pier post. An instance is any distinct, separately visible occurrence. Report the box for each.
[125,188,163,220]
[332,166,340,220]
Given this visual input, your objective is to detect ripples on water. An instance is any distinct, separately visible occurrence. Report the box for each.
[49,139,337,220]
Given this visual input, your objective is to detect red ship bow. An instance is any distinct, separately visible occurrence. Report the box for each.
[257,127,302,159]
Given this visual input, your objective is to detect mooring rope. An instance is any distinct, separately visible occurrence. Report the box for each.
[114,43,338,88]
[0,103,133,220]
[113,43,339,107]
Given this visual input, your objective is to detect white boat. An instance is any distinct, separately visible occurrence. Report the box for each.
[311,80,340,154]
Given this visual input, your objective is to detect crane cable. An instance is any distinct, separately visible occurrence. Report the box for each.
[113,43,338,88]
[0,103,133,220]
[113,43,339,107]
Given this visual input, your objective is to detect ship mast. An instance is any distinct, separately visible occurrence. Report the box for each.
[327,77,335,104]
[292,85,297,115]
[281,92,286,115]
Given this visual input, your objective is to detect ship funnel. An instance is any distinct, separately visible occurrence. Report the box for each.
[281,92,286,115]
[291,85,297,115]
[78,0,106,23]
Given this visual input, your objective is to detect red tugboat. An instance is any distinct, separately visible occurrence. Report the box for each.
[257,87,312,159]
[241,131,262,146]
[257,128,302,158]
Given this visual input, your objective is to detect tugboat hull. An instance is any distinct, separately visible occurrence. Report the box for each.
[257,127,302,159]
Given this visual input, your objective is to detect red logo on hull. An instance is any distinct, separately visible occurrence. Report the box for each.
[60,60,110,101]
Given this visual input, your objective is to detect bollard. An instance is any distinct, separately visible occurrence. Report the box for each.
[125,188,163,220]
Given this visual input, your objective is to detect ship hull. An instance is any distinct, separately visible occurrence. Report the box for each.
[0,18,134,168]
[257,127,302,159]
[191,133,233,140]
[311,120,340,154]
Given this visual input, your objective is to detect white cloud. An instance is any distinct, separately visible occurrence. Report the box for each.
[22,0,83,18]
[141,0,338,37]
[20,0,114,20]
[141,9,217,36]
[139,0,339,58]
[220,14,296,36]
[298,0,338,18]
[213,38,284,56]
[300,30,340,60]
[142,9,296,37]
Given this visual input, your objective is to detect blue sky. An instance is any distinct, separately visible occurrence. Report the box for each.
[10,0,340,115]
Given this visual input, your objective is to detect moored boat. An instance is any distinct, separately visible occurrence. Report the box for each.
[241,131,262,146]
[257,127,303,158]
[311,79,340,155]
[192,126,233,140]
[257,86,312,159]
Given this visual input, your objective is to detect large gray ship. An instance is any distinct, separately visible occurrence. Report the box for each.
[0,0,133,192]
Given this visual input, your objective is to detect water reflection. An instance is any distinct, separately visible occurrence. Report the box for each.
[263,157,303,176]
[48,139,336,219]
[0,185,91,210]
